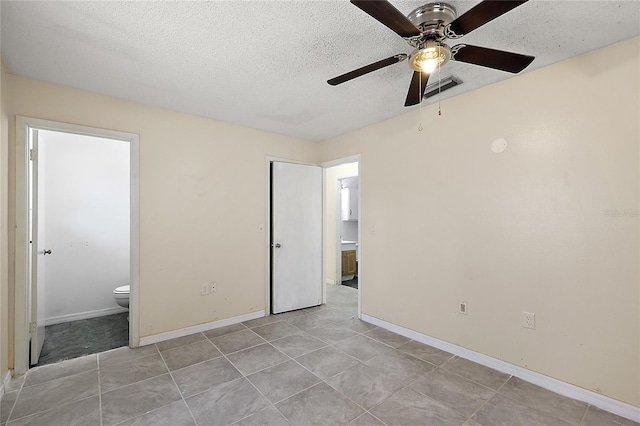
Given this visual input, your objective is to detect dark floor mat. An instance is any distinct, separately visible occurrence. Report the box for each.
[342,277,358,289]
[35,312,129,366]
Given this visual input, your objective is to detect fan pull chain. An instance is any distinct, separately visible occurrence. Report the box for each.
[437,62,442,116]
[418,71,424,131]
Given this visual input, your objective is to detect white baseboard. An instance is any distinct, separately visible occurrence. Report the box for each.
[326,279,336,285]
[361,314,640,423]
[139,310,266,346]
[43,306,129,326]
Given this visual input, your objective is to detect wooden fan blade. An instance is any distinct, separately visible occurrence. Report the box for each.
[404,71,430,107]
[351,0,421,38]
[446,1,528,38]
[328,54,407,86]
[451,44,534,73]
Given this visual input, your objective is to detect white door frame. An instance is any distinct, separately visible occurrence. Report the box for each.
[14,116,140,374]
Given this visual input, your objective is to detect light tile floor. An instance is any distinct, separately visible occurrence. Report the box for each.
[1,285,638,425]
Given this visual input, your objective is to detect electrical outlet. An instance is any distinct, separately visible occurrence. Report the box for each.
[201,284,209,296]
[523,312,535,329]
[210,282,217,293]
[459,302,467,315]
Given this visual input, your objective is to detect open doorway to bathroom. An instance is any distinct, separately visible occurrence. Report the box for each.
[30,130,131,366]
[323,158,360,317]
[14,116,140,375]
[338,176,359,290]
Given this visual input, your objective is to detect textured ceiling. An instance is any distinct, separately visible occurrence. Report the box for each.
[1,1,639,142]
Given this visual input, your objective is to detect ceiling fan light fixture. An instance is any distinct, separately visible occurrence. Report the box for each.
[409,41,451,73]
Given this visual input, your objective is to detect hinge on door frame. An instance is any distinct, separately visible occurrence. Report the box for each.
[29,322,36,333]
[29,149,34,161]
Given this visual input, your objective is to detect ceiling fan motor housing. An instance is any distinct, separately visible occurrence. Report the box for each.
[407,2,457,43]
[406,3,456,72]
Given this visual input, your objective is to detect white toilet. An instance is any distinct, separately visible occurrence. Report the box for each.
[113,285,130,308]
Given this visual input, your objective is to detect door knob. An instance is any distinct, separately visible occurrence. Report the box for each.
[43,249,52,255]
[274,243,281,248]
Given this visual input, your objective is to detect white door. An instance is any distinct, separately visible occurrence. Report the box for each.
[271,162,322,314]
[29,130,46,365]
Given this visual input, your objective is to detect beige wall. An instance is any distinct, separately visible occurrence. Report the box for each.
[320,37,640,406]
[5,73,318,339]
[1,62,9,385]
[324,162,358,284]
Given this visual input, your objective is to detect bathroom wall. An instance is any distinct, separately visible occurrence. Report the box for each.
[319,37,640,406]
[39,130,130,324]
[324,162,358,284]
[340,177,359,243]
[341,221,358,243]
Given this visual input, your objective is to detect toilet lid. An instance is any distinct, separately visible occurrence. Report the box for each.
[114,285,130,294]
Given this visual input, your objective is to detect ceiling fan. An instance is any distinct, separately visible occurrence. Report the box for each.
[328,0,535,107]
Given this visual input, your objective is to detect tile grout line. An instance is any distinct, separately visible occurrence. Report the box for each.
[358,365,441,424]
[3,376,25,424]
[267,330,327,349]
[227,404,293,426]
[155,334,229,374]
[496,389,585,426]
[437,357,511,394]
[6,395,101,425]
[415,368,493,423]
[320,374,391,425]
[201,323,251,341]
[206,335,281,424]
[210,321,368,424]
[98,347,158,370]
[4,361,103,424]
[353,409,391,426]
[466,375,514,424]
[266,292,372,423]
[348,332,501,423]
[209,327,269,356]
[493,375,589,425]
[157,337,201,426]
[264,317,388,377]
[261,336,389,425]
[464,378,508,423]
[97,346,178,424]
[577,404,590,425]
[97,354,103,426]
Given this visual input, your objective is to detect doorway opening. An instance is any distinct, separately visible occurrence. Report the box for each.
[15,117,140,374]
[338,176,359,290]
[322,157,360,318]
[32,130,130,366]
[263,156,361,320]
